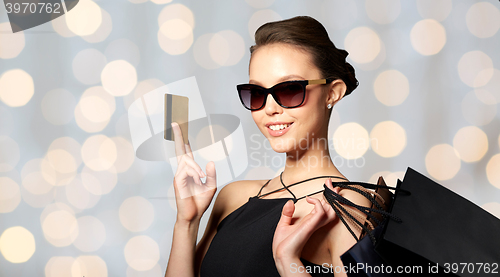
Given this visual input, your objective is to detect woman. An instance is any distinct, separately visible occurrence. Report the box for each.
[165,16,371,276]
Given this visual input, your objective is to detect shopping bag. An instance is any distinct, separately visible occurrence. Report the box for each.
[340,223,398,277]
[375,167,500,277]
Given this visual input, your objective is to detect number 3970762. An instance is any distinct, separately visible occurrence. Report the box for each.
[5,2,62,14]
[443,263,498,274]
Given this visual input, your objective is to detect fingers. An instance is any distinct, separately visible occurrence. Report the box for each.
[305,196,336,227]
[204,161,217,189]
[277,200,295,227]
[177,155,206,180]
[172,122,186,161]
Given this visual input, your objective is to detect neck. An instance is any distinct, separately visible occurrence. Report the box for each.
[281,136,345,184]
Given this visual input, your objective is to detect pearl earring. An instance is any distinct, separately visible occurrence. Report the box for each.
[327,104,332,109]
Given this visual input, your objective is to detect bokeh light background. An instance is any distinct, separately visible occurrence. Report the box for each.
[1,0,500,276]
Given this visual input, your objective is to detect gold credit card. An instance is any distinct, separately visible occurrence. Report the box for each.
[164,94,189,144]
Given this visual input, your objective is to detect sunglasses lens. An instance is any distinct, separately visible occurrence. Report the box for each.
[274,82,305,107]
[239,85,266,110]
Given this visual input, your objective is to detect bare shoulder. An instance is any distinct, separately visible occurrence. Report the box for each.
[213,179,268,224]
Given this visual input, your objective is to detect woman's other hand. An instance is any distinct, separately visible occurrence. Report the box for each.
[272,178,339,276]
[171,122,217,224]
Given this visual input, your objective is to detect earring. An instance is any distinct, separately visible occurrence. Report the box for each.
[327,104,332,109]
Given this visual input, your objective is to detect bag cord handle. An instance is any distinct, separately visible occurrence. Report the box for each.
[323,181,408,245]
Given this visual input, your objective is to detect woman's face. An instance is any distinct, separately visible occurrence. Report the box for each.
[248,43,331,153]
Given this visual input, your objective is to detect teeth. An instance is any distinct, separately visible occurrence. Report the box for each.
[269,123,291,131]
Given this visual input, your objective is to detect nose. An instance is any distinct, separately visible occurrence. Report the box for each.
[264,93,282,115]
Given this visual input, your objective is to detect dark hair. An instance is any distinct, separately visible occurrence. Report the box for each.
[249,16,358,96]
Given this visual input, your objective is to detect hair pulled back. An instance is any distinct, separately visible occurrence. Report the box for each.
[250,16,358,96]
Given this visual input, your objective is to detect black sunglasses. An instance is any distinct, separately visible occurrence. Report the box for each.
[237,78,334,111]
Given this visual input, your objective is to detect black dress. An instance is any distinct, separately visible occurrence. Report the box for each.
[200,174,349,276]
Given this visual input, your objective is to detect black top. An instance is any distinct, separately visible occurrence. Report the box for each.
[200,174,348,276]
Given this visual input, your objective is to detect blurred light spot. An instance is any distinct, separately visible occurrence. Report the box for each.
[425,144,461,180]
[151,0,173,4]
[42,209,79,247]
[410,19,446,56]
[365,0,401,24]
[124,235,160,271]
[0,22,25,59]
[71,256,108,277]
[66,0,103,36]
[48,137,83,169]
[0,69,34,107]
[248,9,282,39]
[111,137,135,173]
[370,121,407,158]
[80,96,112,123]
[81,166,118,195]
[81,8,112,43]
[482,69,500,103]
[486,154,500,189]
[119,196,155,232]
[158,19,193,55]
[0,226,35,263]
[41,89,76,125]
[354,40,386,71]
[118,159,147,186]
[66,177,101,210]
[194,33,221,69]
[51,9,76,37]
[457,51,494,88]
[47,149,77,174]
[73,216,106,252]
[453,126,488,163]
[373,70,409,106]
[129,0,148,3]
[461,90,496,126]
[416,0,452,21]
[126,263,163,277]
[75,86,115,133]
[196,125,231,162]
[122,79,164,111]
[45,256,75,277]
[158,3,194,29]
[333,122,370,159]
[72,48,107,85]
[321,0,357,30]
[0,136,20,172]
[41,154,77,187]
[20,186,55,208]
[245,0,274,8]
[81,135,117,171]
[22,171,53,195]
[209,30,245,66]
[344,27,381,64]
[466,2,500,38]
[481,202,500,219]
[0,177,21,213]
[0,107,14,136]
[105,39,141,67]
[101,60,137,96]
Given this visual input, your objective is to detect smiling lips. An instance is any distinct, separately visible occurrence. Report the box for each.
[266,122,293,137]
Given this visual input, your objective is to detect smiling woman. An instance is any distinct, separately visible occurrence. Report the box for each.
[164,16,378,277]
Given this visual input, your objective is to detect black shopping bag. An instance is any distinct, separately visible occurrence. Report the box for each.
[341,223,398,277]
[375,167,500,277]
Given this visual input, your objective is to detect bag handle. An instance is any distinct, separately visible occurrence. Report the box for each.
[323,179,408,245]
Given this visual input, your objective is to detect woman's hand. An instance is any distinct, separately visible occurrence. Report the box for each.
[272,178,340,276]
[171,122,217,224]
